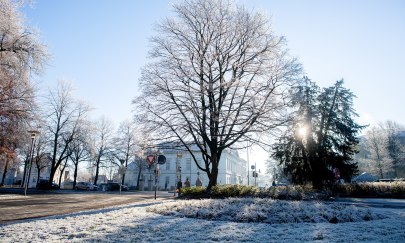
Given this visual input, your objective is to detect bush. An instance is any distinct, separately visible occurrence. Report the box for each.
[181,186,208,198]
[336,181,405,198]
[179,181,405,200]
[180,185,259,199]
[211,185,259,198]
[180,184,331,200]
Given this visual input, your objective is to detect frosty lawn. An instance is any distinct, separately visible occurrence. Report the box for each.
[1,197,404,242]
[147,198,386,224]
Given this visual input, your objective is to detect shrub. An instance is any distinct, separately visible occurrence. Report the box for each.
[181,186,208,198]
[180,185,259,199]
[180,184,331,200]
[211,184,259,198]
[336,181,405,198]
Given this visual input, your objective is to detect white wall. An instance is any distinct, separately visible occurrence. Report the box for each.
[125,146,248,190]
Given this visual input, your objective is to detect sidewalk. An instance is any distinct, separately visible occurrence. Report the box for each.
[334,197,405,209]
[0,191,173,224]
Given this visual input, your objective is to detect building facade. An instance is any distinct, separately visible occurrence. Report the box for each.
[125,144,248,190]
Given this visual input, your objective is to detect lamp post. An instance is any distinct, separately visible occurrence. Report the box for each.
[24,130,38,196]
[247,142,250,186]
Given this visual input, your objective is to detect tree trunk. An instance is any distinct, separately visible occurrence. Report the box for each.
[73,161,79,189]
[0,159,9,187]
[121,172,126,186]
[94,155,101,185]
[207,151,219,190]
[36,163,41,187]
[58,163,66,188]
[136,166,142,190]
[49,168,56,185]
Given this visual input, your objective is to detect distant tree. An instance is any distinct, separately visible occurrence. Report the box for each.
[362,126,391,178]
[382,121,405,177]
[134,0,301,189]
[44,81,91,187]
[32,131,51,185]
[68,121,92,188]
[112,120,138,186]
[91,117,114,185]
[273,78,364,189]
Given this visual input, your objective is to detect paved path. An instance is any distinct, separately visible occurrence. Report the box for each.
[334,197,405,209]
[0,190,174,224]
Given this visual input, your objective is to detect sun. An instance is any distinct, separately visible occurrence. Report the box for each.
[298,126,307,137]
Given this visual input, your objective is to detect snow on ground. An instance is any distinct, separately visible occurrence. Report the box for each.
[1,198,405,242]
[0,194,30,200]
[147,198,386,224]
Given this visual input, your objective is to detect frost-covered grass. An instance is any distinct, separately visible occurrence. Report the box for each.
[1,198,404,242]
[147,198,385,224]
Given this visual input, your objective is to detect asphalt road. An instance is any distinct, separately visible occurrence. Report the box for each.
[0,190,174,224]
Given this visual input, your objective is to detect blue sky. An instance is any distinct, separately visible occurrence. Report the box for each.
[22,0,405,172]
[24,0,405,129]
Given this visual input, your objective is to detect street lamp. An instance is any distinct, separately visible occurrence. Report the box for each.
[24,130,38,196]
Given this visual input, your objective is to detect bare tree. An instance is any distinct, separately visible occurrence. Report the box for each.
[112,120,138,186]
[382,121,405,178]
[45,81,91,186]
[134,0,300,189]
[362,126,391,178]
[0,0,48,164]
[68,120,92,188]
[32,131,50,184]
[91,117,114,185]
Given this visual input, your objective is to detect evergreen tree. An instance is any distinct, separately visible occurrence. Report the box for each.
[273,78,364,189]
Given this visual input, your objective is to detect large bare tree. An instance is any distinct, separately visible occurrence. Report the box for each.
[134,0,300,189]
[0,0,47,161]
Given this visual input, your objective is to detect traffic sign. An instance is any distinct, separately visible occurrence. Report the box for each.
[158,155,166,165]
[147,155,155,166]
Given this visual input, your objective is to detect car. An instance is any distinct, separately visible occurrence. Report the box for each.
[36,179,59,190]
[75,182,98,191]
[61,181,74,189]
[100,182,128,191]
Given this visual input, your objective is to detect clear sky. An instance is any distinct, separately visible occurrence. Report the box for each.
[23,0,405,171]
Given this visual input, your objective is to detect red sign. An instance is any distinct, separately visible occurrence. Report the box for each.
[147,155,155,166]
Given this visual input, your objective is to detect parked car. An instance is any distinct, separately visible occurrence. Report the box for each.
[61,181,74,189]
[100,182,128,191]
[75,182,98,191]
[36,179,59,190]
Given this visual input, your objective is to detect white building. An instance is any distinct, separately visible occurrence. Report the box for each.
[125,144,248,190]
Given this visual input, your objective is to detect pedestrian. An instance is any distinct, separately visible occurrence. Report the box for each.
[176,180,182,196]
[185,178,190,188]
[195,177,202,187]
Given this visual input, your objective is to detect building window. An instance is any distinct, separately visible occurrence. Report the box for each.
[186,158,191,170]
[166,160,170,170]
[164,176,170,190]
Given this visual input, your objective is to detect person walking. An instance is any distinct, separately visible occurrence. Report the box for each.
[176,180,183,196]
[185,178,190,188]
